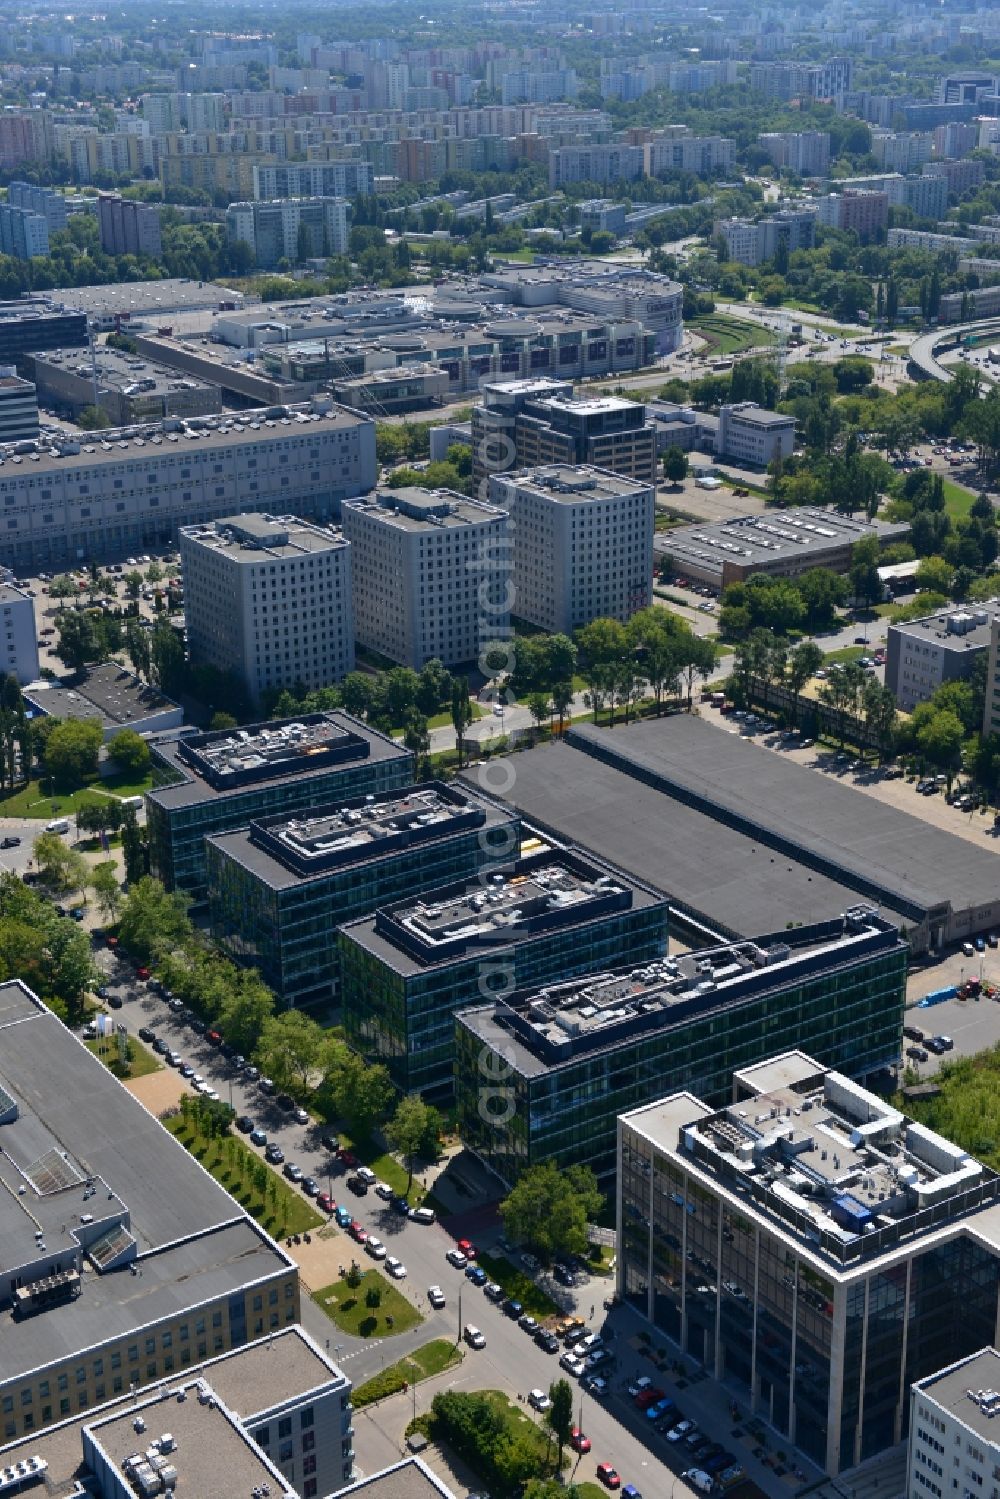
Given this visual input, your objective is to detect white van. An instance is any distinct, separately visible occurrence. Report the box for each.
[45,818,70,834]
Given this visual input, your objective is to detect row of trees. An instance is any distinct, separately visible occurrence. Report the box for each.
[573,609,716,725]
[113,877,440,1167]
[0,872,94,1023]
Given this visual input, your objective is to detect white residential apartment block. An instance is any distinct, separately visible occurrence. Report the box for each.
[227,198,349,269]
[757,131,831,176]
[179,512,354,705]
[908,1349,1000,1499]
[0,203,48,260]
[0,401,377,572]
[548,144,644,188]
[0,585,38,684]
[871,130,935,172]
[716,403,796,467]
[501,68,578,105]
[489,465,653,634]
[341,487,511,671]
[644,134,735,176]
[252,160,374,200]
[717,209,816,266]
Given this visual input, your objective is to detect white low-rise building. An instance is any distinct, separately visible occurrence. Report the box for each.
[179,512,354,706]
[909,1348,1000,1499]
[489,464,653,634]
[341,487,511,671]
[716,402,796,467]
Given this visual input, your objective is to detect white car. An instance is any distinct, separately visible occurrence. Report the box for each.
[204,1089,220,1102]
[375,1181,393,1200]
[559,1353,586,1378]
[528,1388,552,1412]
[428,1285,446,1309]
[446,1248,468,1269]
[365,1237,387,1260]
[192,1079,209,1094]
[464,1325,486,1349]
[385,1257,406,1279]
[683,1471,714,1494]
[355,1166,377,1185]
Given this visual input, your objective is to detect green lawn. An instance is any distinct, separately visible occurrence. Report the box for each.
[399,701,485,732]
[822,645,868,666]
[476,1253,559,1318]
[165,1116,322,1237]
[941,477,977,522]
[353,1338,463,1407]
[689,313,776,357]
[317,1268,423,1339]
[86,1036,162,1080]
[895,1046,1000,1172]
[0,769,154,820]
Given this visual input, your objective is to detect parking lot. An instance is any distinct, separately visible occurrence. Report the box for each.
[699,701,1000,850]
[84,951,811,1499]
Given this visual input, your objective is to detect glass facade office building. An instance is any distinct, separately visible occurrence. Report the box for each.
[206,782,521,1014]
[618,1054,1000,1478]
[338,848,668,1099]
[146,712,412,903]
[456,912,907,1184]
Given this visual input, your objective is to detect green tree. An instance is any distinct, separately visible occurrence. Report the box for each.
[402,709,430,769]
[662,446,689,485]
[787,640,823,725]
[914,555,954,595]
[916,708,965,771]
[256,1010,328,1098]
[90,861,122,921]
[218,973,275,1055]
[107,728,150,777]
[849,534,882,614]
[528,691,550,734]
[797,568,848,630]
[54,611,98,673]
[500,1162,603,1261]
[323,1050,395,1135]
[547,1378,574,1472]
[551,680,573,734]
[117,876,192,963]
[120,804,146,885]
[450,677,474,768]
[44,718,103,785]
[386,1093,433,1192]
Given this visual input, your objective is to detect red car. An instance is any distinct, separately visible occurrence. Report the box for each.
[596,1464,621,1490]
[317,1194,335,1213]
[136,966,150,980]
[338,1149,358,1167]
[457,1238,478,1259]
[349,1221,367,1243]
[570,1428,591,1454]
[106,936,118,949]
[635,1387,665,1410]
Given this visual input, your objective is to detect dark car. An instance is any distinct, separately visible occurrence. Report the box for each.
[276,1093,295,1112]
[107,994,123,1009]
[250,1129,267,1147]
[301,1177,319,1197]
[392,1194,410,1215]
[0,836,21,849]
[503,1299,523,1319]
[320,1134,339,1153]
[554,1264,575,1287]
[138,1026,156,1043]
[235,1115,255,1134]
[535,1330,560,1353]
[151,1037,168,1055]
[264,1143,284,1165]
[347,1176,368,1196]
[189,1018,206,1035]
[466,1265,487,1286]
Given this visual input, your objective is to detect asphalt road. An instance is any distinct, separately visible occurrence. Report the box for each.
[88,960,805,1499]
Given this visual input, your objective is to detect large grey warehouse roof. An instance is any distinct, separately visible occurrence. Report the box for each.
[565,717,1000,923]
[461,743,907,937]
[656,508,909,574]
[0,981,293,1384]
[47,279,245,318]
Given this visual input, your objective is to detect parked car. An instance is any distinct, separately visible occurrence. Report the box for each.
[385,1256,406,1279]
[484,1282,504,1302]
[235,1115,254,1133]
[528,1388,552,1412]
[317,1194,335,1214]
[560,1353,586,1377]
[445,1249,468,1269]
[250,1129,267,1147]
[535,1330,559,1354]
[570,1428,591,1454]
[138,1026,156,1043]
[282,1163,303,1183]
[365,1237,387,1260]
[264,1144,284,1165]
[596,1464,621,1490]
[301,1178,319,1197]
[428,1286,446,1309]
[463,1325,486,1349]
